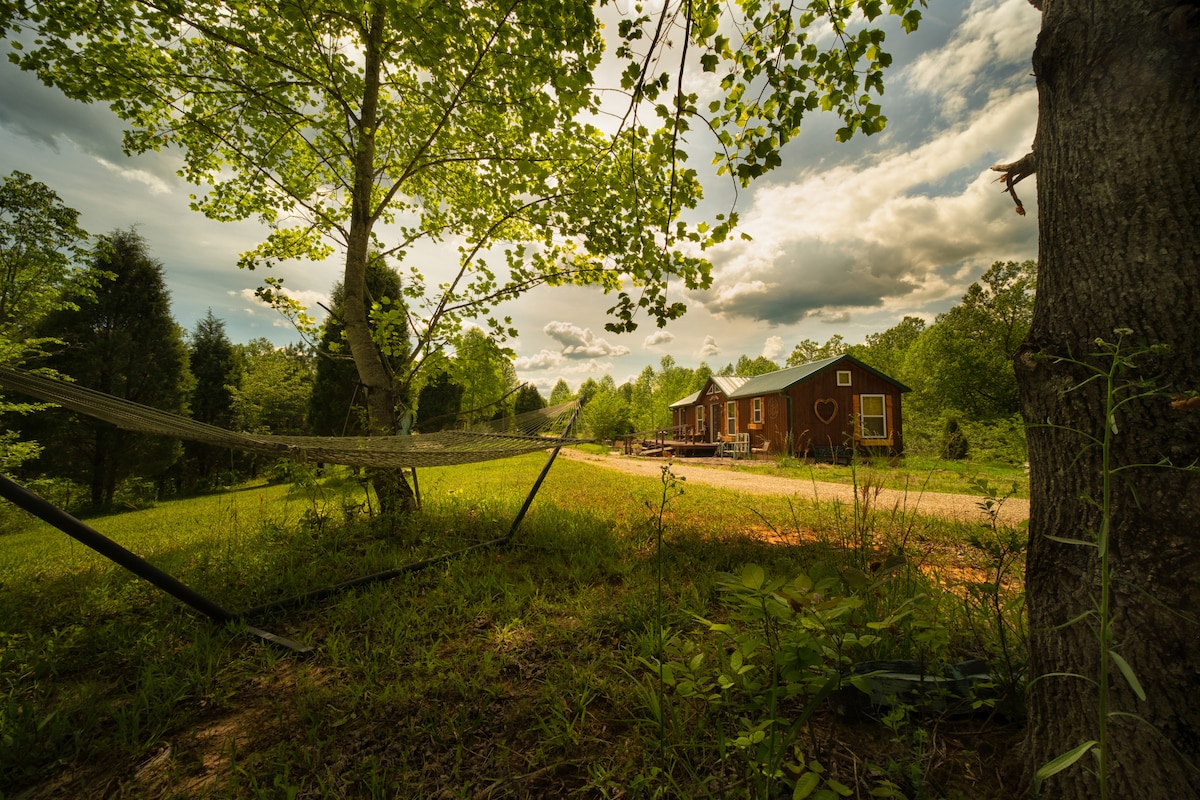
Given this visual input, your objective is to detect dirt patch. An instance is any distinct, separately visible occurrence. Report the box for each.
[557,450,1029,527]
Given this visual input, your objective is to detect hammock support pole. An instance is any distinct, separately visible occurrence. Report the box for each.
[0,473,312,654]
[504,401,582,542]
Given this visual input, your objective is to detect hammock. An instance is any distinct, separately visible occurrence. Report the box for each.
[0,366,587,467]
[0,365,588,653]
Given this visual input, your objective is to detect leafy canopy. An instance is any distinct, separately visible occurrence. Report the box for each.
[4,0,923,353]
[0,170,92,362]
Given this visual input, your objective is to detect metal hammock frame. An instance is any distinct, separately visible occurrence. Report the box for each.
[0,367,585,653]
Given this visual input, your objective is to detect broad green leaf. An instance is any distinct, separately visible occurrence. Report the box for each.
[827,778,853,796]
[793,771,821,799]
[742,563,766,590]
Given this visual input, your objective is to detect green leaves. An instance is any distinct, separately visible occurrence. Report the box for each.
[6,0,920,398]
[680,0,921,185]
[1034,740,1098,795]
[1109,650,1146,701]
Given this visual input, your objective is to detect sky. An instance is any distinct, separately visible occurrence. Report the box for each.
[0,0,1042,396]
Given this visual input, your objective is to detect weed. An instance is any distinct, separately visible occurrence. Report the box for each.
[964,478,1027,715]
[1031,331,1194,797]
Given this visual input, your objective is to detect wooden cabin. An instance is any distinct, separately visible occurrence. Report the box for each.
[670,355,910,459]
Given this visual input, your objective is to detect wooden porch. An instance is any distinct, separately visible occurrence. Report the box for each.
[622,427,763,459]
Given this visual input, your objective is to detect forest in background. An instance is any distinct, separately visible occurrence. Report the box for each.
[0,169,1034,514]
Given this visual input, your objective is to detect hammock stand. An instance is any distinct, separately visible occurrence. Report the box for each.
[0,367,584,654]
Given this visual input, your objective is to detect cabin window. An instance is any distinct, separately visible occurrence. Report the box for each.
[752,397,763,424]
[726,401,737,435]
[859,394,887,438]
[837,370,852,386]
[696,406,705,430]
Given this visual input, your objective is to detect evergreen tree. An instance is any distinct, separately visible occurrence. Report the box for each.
[309,258,408,436]
[182,309,237,490]
[512,384,546,416]
[28,228,192,507]
[415,371,464,433]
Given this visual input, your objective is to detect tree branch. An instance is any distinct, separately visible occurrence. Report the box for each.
[991,150,1037,216]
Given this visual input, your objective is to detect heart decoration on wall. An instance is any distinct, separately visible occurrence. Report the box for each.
[814,398,838,425]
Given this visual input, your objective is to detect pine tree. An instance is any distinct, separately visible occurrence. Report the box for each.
[28,228,192,507]
[513,384,546,416]
[181,309,237,490]
[415,372,464,433]
[309,258,408,437]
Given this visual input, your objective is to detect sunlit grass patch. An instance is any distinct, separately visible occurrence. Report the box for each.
[0,453,1027,799]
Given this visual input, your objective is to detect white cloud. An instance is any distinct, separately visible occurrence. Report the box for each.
[697,335,720,357]
[236,286,329,321]
[544,320,631,358]
[95,157,173,195]
[903,0,1041,118]
[514,349,566,371]
[762,335,784,359]
[643,330,675,348]
[698,84,1038,325]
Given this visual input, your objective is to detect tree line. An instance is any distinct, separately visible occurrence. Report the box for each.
[5,1,1199,792]
[0,166,1034,514]
[0,173,542,509]
[576,258,1035,462]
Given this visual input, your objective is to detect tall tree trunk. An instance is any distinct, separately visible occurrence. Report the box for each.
[342,4,415,515]
[1018,2,1200,797]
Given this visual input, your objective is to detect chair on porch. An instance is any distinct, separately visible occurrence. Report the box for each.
[719,433,750,459]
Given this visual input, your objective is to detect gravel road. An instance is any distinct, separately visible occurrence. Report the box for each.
[557,449,1029,527]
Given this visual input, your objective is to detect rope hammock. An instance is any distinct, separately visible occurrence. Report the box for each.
[0,366,587,467]
[0,365,589,654]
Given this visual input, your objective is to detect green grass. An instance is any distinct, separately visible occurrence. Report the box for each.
[0,456,1027,799]
[660,451,1031,498]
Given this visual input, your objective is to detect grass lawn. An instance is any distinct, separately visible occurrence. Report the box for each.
[670,452,1030,499]
[1,455,1027,799]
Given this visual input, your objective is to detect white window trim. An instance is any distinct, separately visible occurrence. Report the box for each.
[726,401,737,435]
[836,370,852,386]
[859,394,888,439]
[752,397,763,424]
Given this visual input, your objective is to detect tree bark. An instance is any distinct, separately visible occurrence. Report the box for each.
[1018,2,1200,797]
[343,4,416,516]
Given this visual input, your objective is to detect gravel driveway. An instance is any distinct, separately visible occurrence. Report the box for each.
[557,449,1029,527]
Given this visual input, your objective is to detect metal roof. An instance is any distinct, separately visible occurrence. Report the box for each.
[709,375,749,395]
[668,390,701,408]
[667,355,911,408]
[726,354,911,398]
